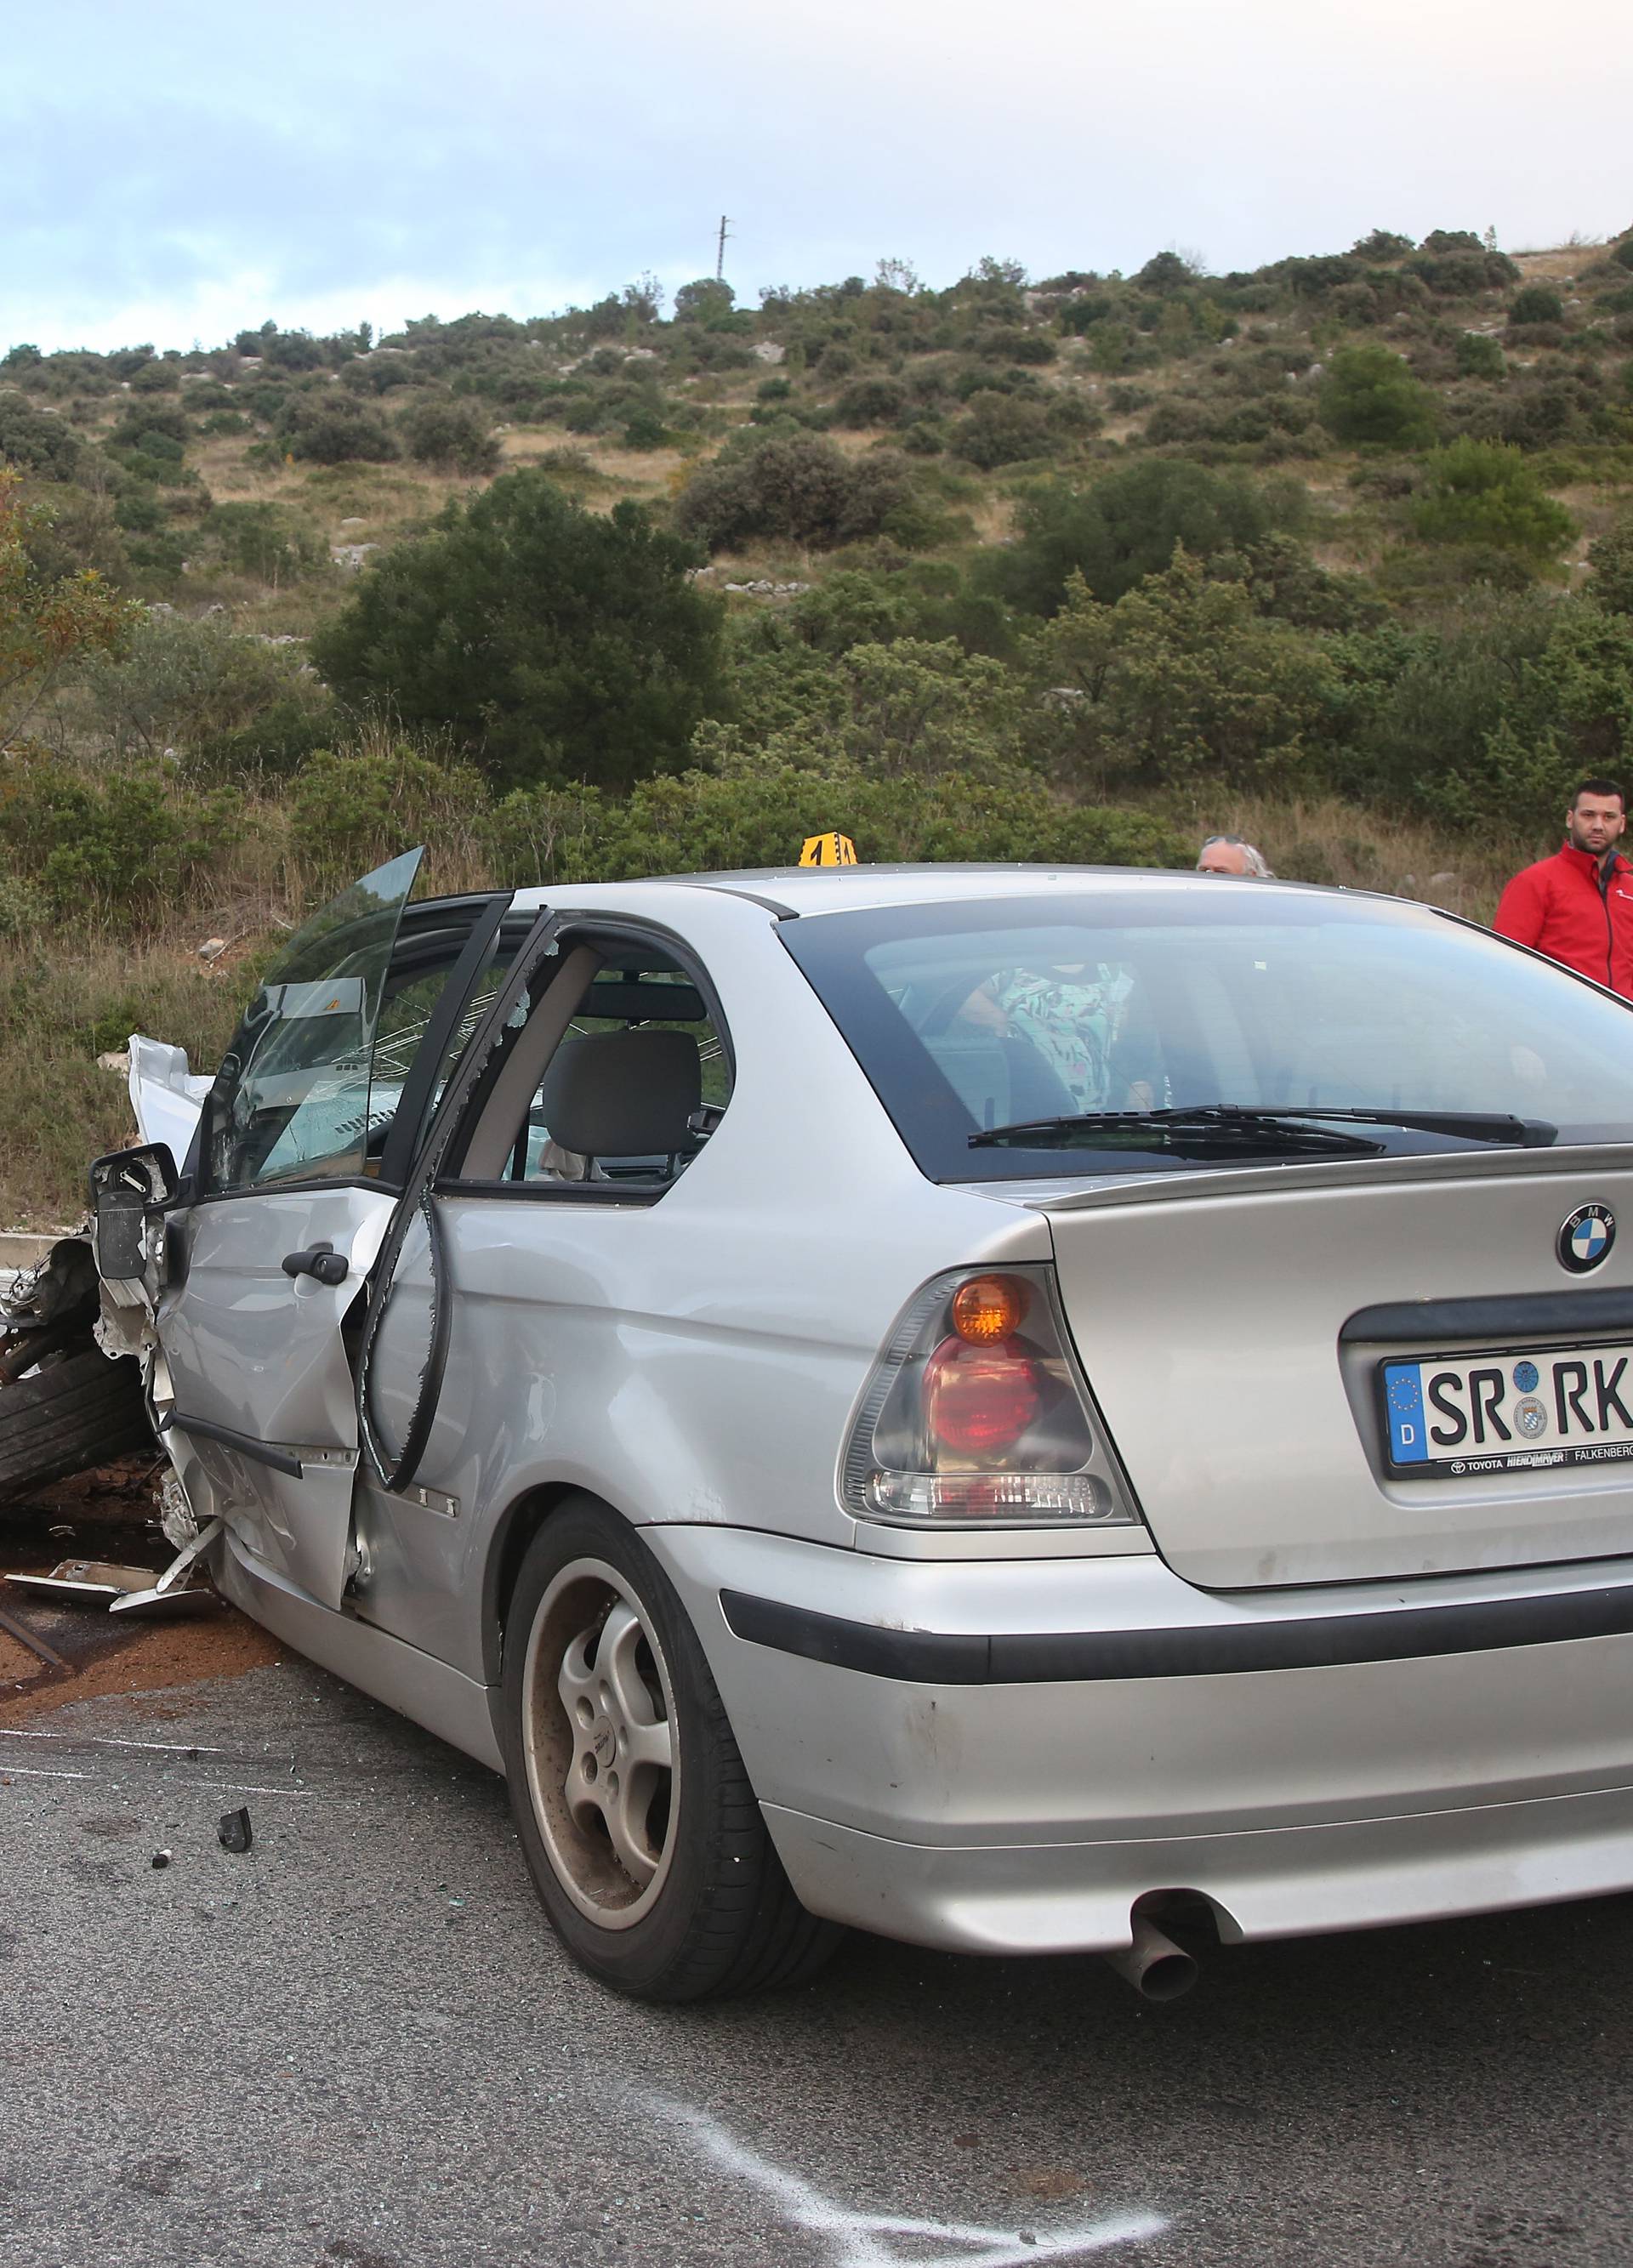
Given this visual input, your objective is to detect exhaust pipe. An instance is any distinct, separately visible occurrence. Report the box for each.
[1103,1912,1200,2003]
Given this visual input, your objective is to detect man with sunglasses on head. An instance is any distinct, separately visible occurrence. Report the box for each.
[1197,833,1273,878]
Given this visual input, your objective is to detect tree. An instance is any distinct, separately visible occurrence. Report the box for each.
[992,459,1301,616]
[1317,345,1438,447]
[0,473,139,752]
[1412,439,1576,564]
[311,469,724,790]
[1023,552,1340,791]
[673,279,736,325]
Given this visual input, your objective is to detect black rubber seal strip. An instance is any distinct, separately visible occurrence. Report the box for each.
[166,1412,304,1480]
[718,1581,1633,1685]
[1342,1288,1633,1344]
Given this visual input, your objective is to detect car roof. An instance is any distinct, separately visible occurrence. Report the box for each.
[505,862,1353,919]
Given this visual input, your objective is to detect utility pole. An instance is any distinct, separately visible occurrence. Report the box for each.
[715,215,732,282]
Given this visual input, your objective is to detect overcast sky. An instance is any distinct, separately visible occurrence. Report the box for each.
[4,0,1630,354]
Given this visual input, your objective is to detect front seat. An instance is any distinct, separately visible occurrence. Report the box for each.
[535,1030,703,1177]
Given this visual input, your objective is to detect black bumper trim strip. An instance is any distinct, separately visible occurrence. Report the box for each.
[1342,1287,1633,1344]
[718,1582,1633,1685]
[167,1412,305,1480]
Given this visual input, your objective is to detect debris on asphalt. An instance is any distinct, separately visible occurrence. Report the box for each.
[151,1850,171,1869]
[218,1806,253,1854]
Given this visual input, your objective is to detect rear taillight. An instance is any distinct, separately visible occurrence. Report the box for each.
[842,1265,1142,1530]
[924,1337,1041,1456]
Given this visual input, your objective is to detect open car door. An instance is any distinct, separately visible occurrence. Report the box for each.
[140,852,509,1608]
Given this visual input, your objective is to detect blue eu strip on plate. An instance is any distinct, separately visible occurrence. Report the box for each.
[1384,1361,1428,1464]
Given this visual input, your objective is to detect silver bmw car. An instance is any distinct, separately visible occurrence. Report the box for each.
[90,851,1633,2001]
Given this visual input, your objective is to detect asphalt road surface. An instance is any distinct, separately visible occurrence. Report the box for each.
[3,1589,1632,2266]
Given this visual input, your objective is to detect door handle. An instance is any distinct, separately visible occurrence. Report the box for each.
[282,1244,349,1286]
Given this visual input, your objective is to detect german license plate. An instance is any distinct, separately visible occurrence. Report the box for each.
[1381,1343,1633,1477]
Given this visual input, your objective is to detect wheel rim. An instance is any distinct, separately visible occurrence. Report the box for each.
[521,1555,680,1930]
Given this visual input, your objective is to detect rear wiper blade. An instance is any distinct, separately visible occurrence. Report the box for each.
[969,1104,1555,1151]
[969,1107,1383,1155]
[1193,1105,1557,1146]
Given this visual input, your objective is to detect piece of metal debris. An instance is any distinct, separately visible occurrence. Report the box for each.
[151,1850,172,1870]
[217,1807,253,1855]
[6,1518,224,1620]
[0,1599,67,1668]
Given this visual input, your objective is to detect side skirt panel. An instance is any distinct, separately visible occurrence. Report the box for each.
[214,1533,504,1774]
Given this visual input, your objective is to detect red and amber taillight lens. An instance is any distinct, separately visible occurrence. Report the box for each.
[841,1264,1141,1530]
[924,1335,1042,1457]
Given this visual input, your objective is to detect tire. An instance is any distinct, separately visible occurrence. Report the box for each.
[501,1497,843,2003]
[0,1348,151,1500]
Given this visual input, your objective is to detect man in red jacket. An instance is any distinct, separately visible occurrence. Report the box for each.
[1494,778,1633,998]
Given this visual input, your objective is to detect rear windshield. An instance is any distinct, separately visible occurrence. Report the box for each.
[779,887,1633,1180]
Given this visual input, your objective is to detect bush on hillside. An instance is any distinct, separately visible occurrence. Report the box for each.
[275,393,398,464]
[485,757,1183,886]
[1023,554,1341,792]
[674,434,911,552]
[201,502,328,587]
[73,611,335,772]
[311,469,723,790]
[1510,284,1566,327]
[950,390,1054,469]
[1454,333,1505,380]
[1317,346,1439,447]
[1411,439,1576,563]
[991,458,1303,615]
[398,396,502,475]
[0,395,82,480]
[1588,520,1633,615]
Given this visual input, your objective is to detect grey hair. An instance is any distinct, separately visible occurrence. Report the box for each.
[1198,833,1274,878]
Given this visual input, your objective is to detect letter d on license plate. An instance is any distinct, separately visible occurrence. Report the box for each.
[1380,1342,1633,1477]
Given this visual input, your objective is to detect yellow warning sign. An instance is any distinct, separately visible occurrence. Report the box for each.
[799,832,857,867]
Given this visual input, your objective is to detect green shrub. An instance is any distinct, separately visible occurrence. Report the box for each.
[992,458,1304,614]
[202,502,328,585]
[674,434,911,553]
[0,752,230,915]
[289,740,490,882]
[75,612,335,771]
[276,393,398,464]
[950,390,1053,468]
[1317,345,1438,446]
[0,395,81,480]
[1588,519,1633,615]
[1454,333,1506,379]
[834,377,909,427]
[484,757,1182,884]
[1510,284,1566,327]
[398,396,501,475]
[1411,439,1577,562]
[312,469,723,789]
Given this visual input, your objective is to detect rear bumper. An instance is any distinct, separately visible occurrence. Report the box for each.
[650,1526,1633,1955]
[760,1782,1633,1955]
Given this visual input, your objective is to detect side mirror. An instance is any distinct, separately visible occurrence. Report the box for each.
[88,1142,181,1284]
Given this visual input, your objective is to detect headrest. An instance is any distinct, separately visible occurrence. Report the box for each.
[538,1030,703,1157]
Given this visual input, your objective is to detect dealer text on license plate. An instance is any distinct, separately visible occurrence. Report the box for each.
[1381,1341,1633,1476]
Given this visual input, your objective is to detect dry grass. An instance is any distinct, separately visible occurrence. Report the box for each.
[1168,790,1528,920]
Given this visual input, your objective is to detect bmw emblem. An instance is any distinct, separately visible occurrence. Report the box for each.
[1558,1203,1616,1274]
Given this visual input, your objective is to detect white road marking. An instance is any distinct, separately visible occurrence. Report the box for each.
[644,2093,1167,2267]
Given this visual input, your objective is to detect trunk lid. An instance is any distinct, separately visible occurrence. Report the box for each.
[1040,1145,1633,1589]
